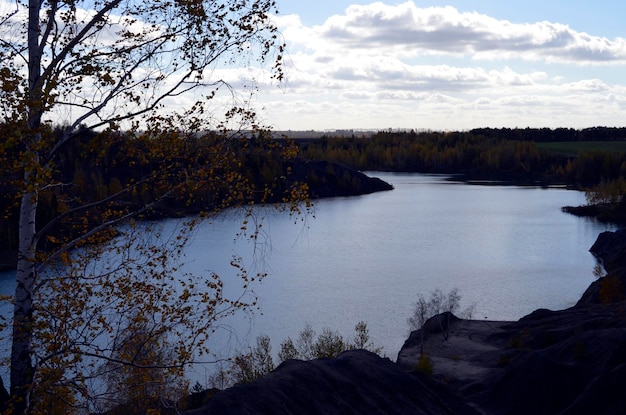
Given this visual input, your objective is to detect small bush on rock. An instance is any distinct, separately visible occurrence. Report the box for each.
[415,354,433,375]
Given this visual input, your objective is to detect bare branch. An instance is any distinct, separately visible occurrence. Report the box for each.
[41,0,123,84]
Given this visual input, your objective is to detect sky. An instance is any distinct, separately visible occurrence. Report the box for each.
[251,0,626,131]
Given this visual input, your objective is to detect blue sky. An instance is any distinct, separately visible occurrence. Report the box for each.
[280,1,625,37]
[252,1,626,131]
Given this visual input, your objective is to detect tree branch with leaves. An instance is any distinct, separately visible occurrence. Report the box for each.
[0,0,305,413]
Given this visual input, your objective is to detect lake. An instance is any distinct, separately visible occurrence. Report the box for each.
[0,172,618,382]
[174,173,618,367]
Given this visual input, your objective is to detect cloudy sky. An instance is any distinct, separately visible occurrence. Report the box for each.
[252,0,626,131]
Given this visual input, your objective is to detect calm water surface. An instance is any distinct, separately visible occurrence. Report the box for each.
[0,173,618,371]
[178,173,617,364]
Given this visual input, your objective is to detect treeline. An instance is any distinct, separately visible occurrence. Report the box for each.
[298,128,626,223]
[298,129,626,186]
[470,126,626,142]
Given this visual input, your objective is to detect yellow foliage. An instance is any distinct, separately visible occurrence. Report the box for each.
[0,0,306,411]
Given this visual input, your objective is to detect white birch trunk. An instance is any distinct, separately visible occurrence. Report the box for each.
[10,190,38,414]
[10,0,42,411]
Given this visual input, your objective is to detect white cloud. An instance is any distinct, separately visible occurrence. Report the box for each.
[309,2,626,64]
[261,2,626,130]
[565,79,609,92]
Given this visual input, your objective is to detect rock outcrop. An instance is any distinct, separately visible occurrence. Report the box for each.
[589,228,626,275]
[397,301,626,415]
[396,228,626,415]
[577,228,626,305]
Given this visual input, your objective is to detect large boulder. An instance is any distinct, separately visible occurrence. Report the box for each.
[577,228,626,305]
[589,228,626,275]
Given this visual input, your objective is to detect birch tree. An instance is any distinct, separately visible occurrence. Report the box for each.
[0,0,298,412]
[408,288,463,354]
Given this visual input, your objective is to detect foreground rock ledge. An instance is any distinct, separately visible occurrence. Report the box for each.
[189,349,480,415]
[190,229,626,415]
[396,305,626,415]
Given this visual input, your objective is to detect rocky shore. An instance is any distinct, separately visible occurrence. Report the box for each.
[191,228,626,415]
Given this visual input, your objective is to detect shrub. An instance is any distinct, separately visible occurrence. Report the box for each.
[415,354,433,375]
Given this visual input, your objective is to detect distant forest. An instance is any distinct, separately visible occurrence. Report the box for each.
[296,127,626,223]
[297,127,626,186]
